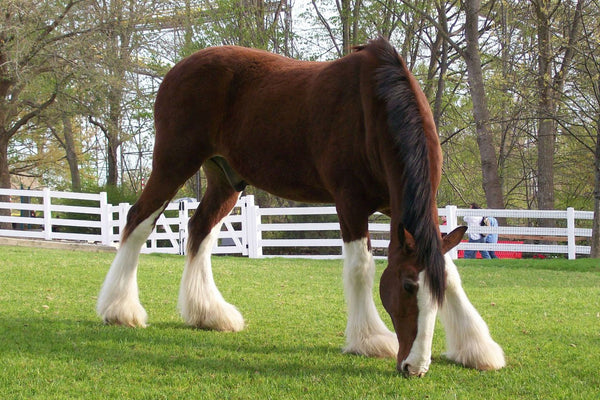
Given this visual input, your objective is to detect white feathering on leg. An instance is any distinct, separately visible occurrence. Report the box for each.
[178,222,244,332]
[342,238,398,358]
[97,208,164,327]
[400,271,437,377]
[439,254,506,370]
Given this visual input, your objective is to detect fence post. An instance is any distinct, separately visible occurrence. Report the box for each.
[245,195,262,258]
[43,188,52,240]
[567,207,576,260]
[118,203,129,241]
[100,192,110,245]
[446,205,459,259]
[178,201,190,255]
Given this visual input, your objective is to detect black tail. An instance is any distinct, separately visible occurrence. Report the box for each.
[370,38,445,305]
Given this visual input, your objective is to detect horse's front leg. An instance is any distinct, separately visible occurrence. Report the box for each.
[342,237,399,358]
[439,254,505,370]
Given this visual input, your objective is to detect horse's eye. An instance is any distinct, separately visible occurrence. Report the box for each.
[403,280,419,294]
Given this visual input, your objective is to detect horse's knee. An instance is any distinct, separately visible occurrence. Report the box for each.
[343,238,374,284]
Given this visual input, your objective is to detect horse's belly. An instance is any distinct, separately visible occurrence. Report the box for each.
[223,148,334,204]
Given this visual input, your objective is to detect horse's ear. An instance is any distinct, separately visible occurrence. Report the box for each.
[442,226,467,253]
[397,223,416,253]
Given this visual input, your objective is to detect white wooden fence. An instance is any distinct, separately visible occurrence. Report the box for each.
[0,188,594,259]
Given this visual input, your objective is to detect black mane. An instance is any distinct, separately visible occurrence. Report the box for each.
[370,38,445,305]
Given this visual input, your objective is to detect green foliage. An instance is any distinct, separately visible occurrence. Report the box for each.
[103,184,140,205]
[1,246,599,399]
[185,0,292,55]
[4,0,599,225]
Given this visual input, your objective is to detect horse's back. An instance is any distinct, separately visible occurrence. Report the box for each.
[153,42,432,207]
[154,46,324,143]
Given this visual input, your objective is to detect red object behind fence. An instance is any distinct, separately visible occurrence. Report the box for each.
[458,241,523,259]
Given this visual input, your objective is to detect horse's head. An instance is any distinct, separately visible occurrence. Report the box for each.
[379,225,466,375]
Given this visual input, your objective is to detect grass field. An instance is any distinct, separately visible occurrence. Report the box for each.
[0,245,598,399]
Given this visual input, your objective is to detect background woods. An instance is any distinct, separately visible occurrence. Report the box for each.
[1,0,598,255]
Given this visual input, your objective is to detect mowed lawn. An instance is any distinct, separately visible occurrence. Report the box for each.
[0,245,598,399]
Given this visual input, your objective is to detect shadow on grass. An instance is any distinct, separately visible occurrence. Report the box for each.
[455,258,599,273]
[0,316,398,378]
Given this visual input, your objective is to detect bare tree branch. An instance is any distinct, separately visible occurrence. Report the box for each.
[312,0,343,58]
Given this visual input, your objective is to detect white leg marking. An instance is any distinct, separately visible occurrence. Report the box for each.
[178,222,244,332]
[97,208,164,327]
[401,271,437,377]
[439,254,506,370]
[342,238,398,358]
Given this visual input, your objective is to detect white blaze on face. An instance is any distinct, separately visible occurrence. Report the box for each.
[400,271,438,377]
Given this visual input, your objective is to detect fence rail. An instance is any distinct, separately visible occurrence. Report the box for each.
[0,189,594,259]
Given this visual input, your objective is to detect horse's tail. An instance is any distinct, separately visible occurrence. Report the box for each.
[371,38,446,306]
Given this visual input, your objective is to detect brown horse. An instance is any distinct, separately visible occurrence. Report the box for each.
[97,38,504,376]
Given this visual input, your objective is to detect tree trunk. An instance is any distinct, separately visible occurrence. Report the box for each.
[339,0,361,54]
[0,134,11,228]
[591,97,600,258]
[106,102,121,187]
[0,45,12,191]
[533,0,583,231]
[0,134,10,189]
[106,80,123,187]
[463,0,504,209]
[432,2,449,127]
[106,134,120,187]
[379,0,395,39]
[61,116,81,192]
[535,0,555,213]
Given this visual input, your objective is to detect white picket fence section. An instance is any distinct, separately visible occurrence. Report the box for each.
[0,188,110,244]
[0,188,594,259]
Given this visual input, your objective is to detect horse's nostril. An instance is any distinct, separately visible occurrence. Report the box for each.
[401,363,411,377]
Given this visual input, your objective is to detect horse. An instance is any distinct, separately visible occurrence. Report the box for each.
[96,38,505,376]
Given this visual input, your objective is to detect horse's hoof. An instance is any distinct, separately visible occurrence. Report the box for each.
[97,294,148,328]
[343,331,399,358]
[182,301,245,332]
[99,306,148,328]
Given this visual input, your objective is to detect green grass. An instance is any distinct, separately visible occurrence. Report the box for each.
[0,246,598,399]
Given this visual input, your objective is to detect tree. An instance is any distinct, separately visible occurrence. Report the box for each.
[308,0,365,58]
[458,0,504,209]
[532,0,583,214]
[196,0,293,54]
[49,114,83,192]
[561,1,600,257]
[0,1,87,189]
[0,0,92,229]
[397,0,504,208]
[85,0,167,188]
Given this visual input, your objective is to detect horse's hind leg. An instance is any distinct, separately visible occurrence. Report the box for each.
[97,165,199,327]
[178,161,244,331]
